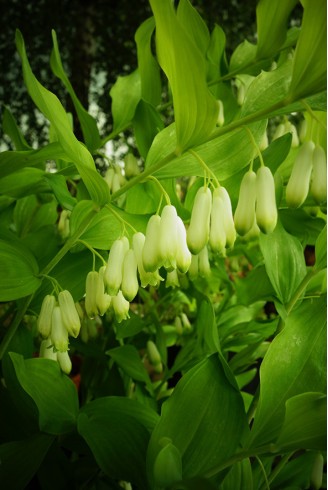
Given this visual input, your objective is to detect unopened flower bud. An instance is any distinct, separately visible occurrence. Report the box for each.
[311,145,327,204]
[188,254,199,281]
[57,350,72,374]
[58,290,81,338]
[147,340,162,367]
[133,232,153,287]
[187,186,212,254]
[286,141,315,208]
[181,312,191,331]
[104,168,115,190]
[310,453,324,490]
[272,123,285,141]
[259,131,269,151]
[51,305,69,352]
[209,188,226,255]
[159,205,178,271]
[216,99,224,127]
[219,187,236,249]
[143,214,162,272]
[124,153,139,178]
[176,217,191,273]
[111,173,121,193]
[198,246,211,277]
[234,170,257,236]
[85,271,99,319]
[121,249,139,301]
[37,294,56,338]
[111,290,130,323]
[256,166,278,234]
[57,210,70,240]
[97,266,112,315]
[153,441,182,488]
[104,237,129,295]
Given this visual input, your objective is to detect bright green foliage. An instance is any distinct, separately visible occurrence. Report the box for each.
[0,1,326,489]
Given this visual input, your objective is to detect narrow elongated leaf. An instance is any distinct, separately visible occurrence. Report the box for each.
[133,99,164,158]
[221,458,253,490]
[177,0,210,57]
[7,353,79,434]
[0,239,41,300]
[50,30,101,152]
[109,69,141,134]
[15,30,109,206]
[2,106,31,151]
[276,392,327,451]
[289,0,327,99]
[0,168,49,198]
[147,355,247,484]
[256,0,298,60]
[78,398,151,489]
[0,433,54,490]
[0,142,68,179]
[135,17,161,106]
[107,345,151,388]
[247,296,327,448]
[259,221,307,304]
[146,120,266,180]
[149,0,218,153]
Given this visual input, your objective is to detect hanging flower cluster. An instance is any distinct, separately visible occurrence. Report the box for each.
[37,290,81,373]
[286,141,327,208]
[234,166,278,237]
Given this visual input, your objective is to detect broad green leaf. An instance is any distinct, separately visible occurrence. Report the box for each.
[2,106,31,151]
[135,17,161,107]
[147,355,247,485]
[115,312,147,340]
[149,0,218,153]
[271,451,318,490]
[107,345,152,389]
[45,173,77,210]
[78,398,151,489]
[206,24,228,93]
[289,0,327,99]
[240,61,292,117]
[172,477,217,490]
[276,392,327,452]
[259,221,307,304]
[15,30,109,206]
[0,433,54,489]
[314,225,327,271]
[221,458,253,490]
[235,265,276,306]
[146,120,266,180]
[0,239,41,301]
[0,142,67,179]
[279,209,326,246]
[196,298,220,355]
[8,353,79,434]
[0,168,49,198]
[133,99,164,158]
[109,69,141,134]
[247,295,327,448]
[229,40,257,73]
[177,0,210,57]
[256,0,298,60]
[125,181,161,214]
[50,30,101,152]
[13,195,57,237]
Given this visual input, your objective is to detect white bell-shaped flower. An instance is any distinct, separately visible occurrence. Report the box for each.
[142,214,162,272]
[37,294,56,338]
[286,141,315,208]
[158,205,178,271]
[256,166,278,234]
[111,290,130,323]
[234,170,257,236]
[104,236,129,295]
[39,338,57,361]
[187,186,212,255]
[57,351,72,374]
[121,249,139,301]
[85,271,100,319]
[209,188,227,255]
[51,305,69,352]
[175,216,191,273]
[97,266,112,316]
[58,290,81,338]
[219,186,236,249]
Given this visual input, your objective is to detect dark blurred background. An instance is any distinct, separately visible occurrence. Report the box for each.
[0,0,263,147]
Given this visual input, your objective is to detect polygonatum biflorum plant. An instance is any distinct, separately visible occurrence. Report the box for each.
[0,0,326,488]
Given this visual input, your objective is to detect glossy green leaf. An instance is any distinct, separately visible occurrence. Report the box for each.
[221,458,253,490]
[247,295,327,448]
[133,99,164,158]
[135,17,161,107]
[256,0,298,60]
[45,173,77,210]
[0,239,41,301]
[279,209,326,246]
[206,24,228,91]
[109,69,141,134]
[289,0,327,99]
[240,61,292,117]
[15,30,109,206]
[177,0,210,56]
[276,392,327,451]
[0,168,49,198]
[13,195,57,237]
[0,433,54,490]
[78,397,151,489]
[196,298,220,355]
[259,221,307,304]
[147,355,247,485]
[229,40,257,73]
[149,0,218,153]
[0,142,67,179]
[271,451,318,490]
[235,265,275,305]
[146,120,266,180]
[107,345,152,388]
[50,30,101,152]
[2,106,31,151]
[7,353,79,434]
[314,225,327,271]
